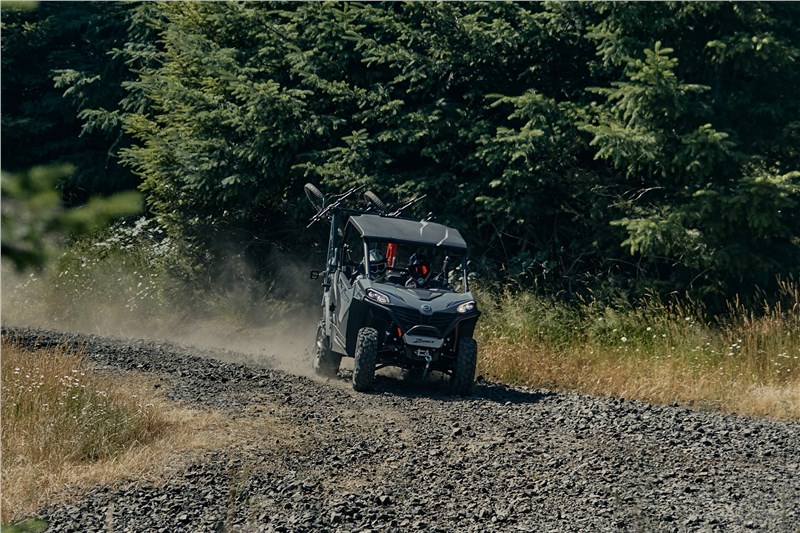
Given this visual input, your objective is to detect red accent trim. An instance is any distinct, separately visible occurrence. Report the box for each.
[386,243,396,267]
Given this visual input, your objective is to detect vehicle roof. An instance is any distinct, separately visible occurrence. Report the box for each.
[347,214,467,250]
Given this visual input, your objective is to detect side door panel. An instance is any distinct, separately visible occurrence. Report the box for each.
[331,269,354,353]
[331,223,364,355]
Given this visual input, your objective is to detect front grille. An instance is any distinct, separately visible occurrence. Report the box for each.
[430,313,455,332]
[393,308,456,335]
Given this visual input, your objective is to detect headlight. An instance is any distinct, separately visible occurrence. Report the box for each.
[366,289,390,305]
[456,300,475,313]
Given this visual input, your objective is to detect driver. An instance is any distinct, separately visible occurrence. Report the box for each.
[407,253,431,287]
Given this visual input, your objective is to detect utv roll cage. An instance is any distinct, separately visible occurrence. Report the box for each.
[306,184,440,288]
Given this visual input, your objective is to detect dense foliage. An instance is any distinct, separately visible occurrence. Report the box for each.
[3,2,799,305]
[1,2,137,201]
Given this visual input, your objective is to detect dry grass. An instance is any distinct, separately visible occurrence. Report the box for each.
[1,339,286,524]
[477,281,800,419]
[478,341,800,418]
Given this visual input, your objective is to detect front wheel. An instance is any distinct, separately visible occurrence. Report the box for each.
[352,327,378,392]
[313,321,341,377]
[451,337,477,396]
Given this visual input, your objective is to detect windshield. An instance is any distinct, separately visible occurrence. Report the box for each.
[365,240,468,293]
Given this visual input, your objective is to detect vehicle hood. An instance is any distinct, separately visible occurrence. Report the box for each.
[367,281,476,311]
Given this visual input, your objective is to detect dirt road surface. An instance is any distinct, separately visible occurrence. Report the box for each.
[5,328,799,532]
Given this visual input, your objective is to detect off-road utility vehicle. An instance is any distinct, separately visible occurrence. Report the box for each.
[305,184,480,395]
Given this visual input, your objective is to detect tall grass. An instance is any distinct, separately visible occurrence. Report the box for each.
[0,338,284,525]
[476,280,800,419]
[1,339,170,522]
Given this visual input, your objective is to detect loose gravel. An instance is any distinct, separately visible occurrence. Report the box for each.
[4,327,799,532]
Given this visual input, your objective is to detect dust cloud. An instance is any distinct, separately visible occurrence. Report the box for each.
[1,251,324,378]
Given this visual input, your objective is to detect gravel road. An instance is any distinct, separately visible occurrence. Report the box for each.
[5,327,799,532]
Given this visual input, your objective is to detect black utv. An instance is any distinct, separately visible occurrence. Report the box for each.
[305,184,481,395]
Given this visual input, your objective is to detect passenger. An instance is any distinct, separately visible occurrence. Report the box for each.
[369,248,387,278]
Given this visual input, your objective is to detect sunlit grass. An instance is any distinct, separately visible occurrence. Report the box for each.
[1,338,289,525]
[1,339,170,522]
[476,280,800,419]
[2,339,169,462]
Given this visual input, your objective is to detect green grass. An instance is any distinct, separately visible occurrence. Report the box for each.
[1,519,48,533]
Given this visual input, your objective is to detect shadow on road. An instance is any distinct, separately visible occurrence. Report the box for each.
[350,370,554,406]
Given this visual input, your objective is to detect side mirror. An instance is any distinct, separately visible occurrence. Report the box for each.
[310,270,321,280]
